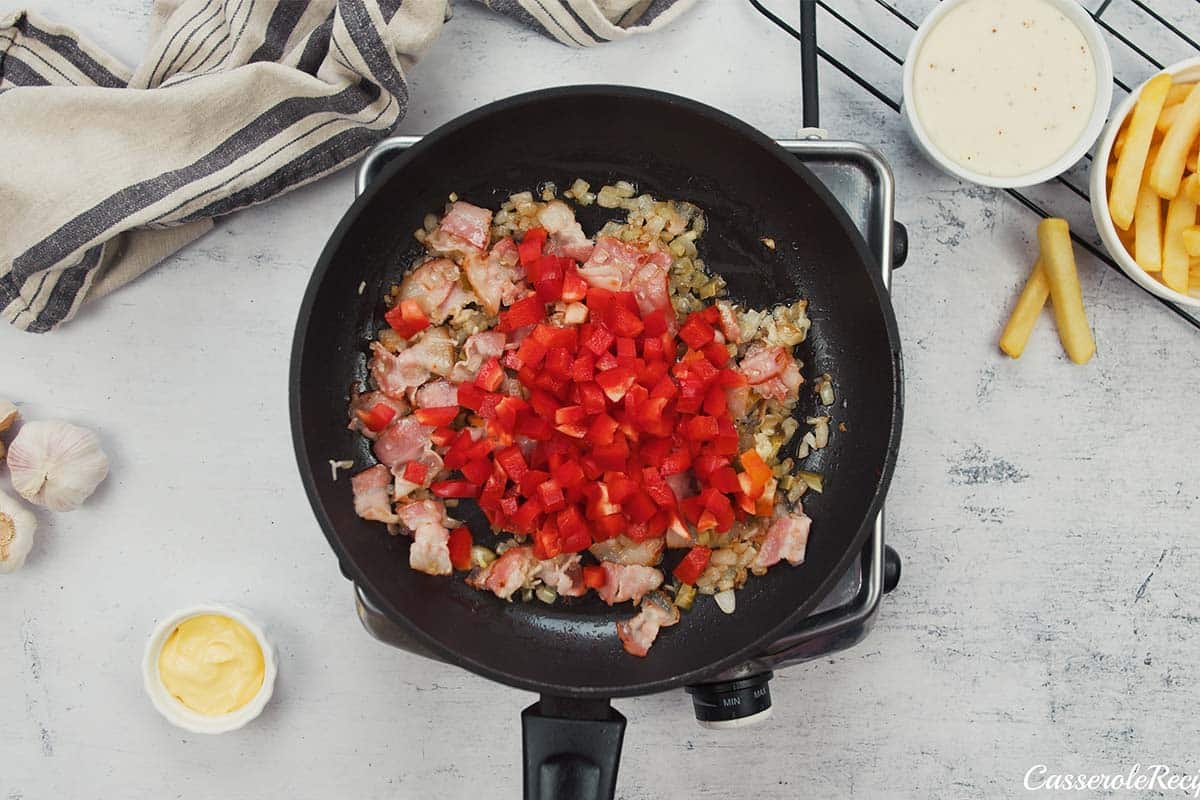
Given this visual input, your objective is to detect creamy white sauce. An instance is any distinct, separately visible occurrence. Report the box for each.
[912,0,1096,177]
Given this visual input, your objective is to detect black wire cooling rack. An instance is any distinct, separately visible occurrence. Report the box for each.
[750,0,1200,332]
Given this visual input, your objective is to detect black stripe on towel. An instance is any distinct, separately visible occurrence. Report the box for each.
[21,20,126,87]
[26,246,102,333]
[145,0,217,87]
[248,0,310,63]
[0,53,51,86]
[295,14,334,75]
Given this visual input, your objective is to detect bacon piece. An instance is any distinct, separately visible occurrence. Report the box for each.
[436,201,492,251]
[351,465,398,524]
[464,238,526,315]
[372,415,435,468]
[616,592,680,657]
[536,553,586,597]
[450,329,507,383]
[397,499,452,576]
[589,536,664,567]
[751,509,811,571]
[397,259,461,322]
[596,563,663,606]
[413,379,459,409]
[468,545,540,600]
[391,448,443,499]
[630,261,671,318]
[715,300,741,343]
[347,391,409,439]
[371,327,456,398]
[738,343,802,402]
[538,200,594,262]
[578,236,640,291]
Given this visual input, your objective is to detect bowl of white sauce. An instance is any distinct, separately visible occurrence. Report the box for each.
[902,0,1112,188]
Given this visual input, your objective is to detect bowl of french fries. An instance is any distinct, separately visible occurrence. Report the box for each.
[1092,57,1200,307]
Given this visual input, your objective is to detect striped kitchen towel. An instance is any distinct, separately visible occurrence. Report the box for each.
[0,0,694,333]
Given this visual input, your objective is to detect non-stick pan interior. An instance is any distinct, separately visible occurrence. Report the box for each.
[291,87,902,697]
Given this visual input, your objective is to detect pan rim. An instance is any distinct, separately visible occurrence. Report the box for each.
[289,84,904,698]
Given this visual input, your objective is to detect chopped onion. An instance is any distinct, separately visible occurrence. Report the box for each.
[797,470,824,493]
[470,545,496,568]
[535,585,558,605]
[714,589,736,614]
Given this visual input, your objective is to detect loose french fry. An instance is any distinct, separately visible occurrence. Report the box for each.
[1038,219,1094,365]
[1156,102,1182,134]
[1182,226,1200,257]
[999,259,1050,359]
[1162,189,1197,293]
[1150,81,1200,199]
[1110,73,1172,229]
[1133,179,1163,272]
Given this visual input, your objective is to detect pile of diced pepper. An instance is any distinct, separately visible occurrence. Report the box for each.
[361,226,781,589]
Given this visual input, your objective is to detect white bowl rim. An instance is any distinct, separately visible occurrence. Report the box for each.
[1089,56,1200,308]
[902,0,1114,189]
[142,603,278,735]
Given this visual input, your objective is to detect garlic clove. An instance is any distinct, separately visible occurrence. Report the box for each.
[8,421,110,512]
[0,489,37,573]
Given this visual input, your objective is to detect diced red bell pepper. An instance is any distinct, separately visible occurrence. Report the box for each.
[499,295,545,332]
[493,396,528,433]
[649,375,678,401]
[595,351,619,371]
[673,546,712,584]
[593,512,625,541]
[603,473,638,504]
[642,467,677,508]
[582,564,607,589]
[596,366,637,402]
[383,299,430,339]
[402,460,429,485]
[448,527,473,571]
[534,519,562,560]
[623,490,657,523]
[642,335,664,362]
[553,460,586,489]
[685,415,720,441]
[413,405,458,427]
[588,413,619,445]
[510,497,544,534]
[553,405,588,438]
[520,468,550,497]
[515,410,553,440]
[647,508,671,538]
[703,341,730,367]
[572,351,595,383]
[625,520,653,542]
[707,465,741,494]
[501,349,523,371]
[616,337,638,359]
[518,227,548,266]
[475,357,505,392]
[534,258,565,302]
[639,436,672,467]
[580,322,615,356]
[561,267,588,302]
[556,506,591,552]
[575,382,604,415]
[591,439,629,471]
[606,303,644,338]
[442,430,474,469]
[516,336,548,370]
[718,368,749,388]
[714,416,740,456]
[643,309,670,337]
[537,478,566,512]
[692,453,728,478]
[355,402,396,432]
[585,287,615,316]
[460,456,493,486]
[430,480,479,498]
[534,370,568,397]
[740,449,772,491]
[494,445,529,482]
[544,347,572,380]
[659,448,691,477]
[532,323,578,350]
[500,495,520,517]
[679,314,716,349]
[457,383,487,412]
[702,383,728,417]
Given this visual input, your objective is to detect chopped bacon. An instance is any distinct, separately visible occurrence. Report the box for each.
[465,238,527,315]
[437,201,492,251]
[630,261,671,318]
[738,343,802,402]
[589,536,664,567]
[347,391,409,439]
[616,592,680,657]
[578,236,641,291]
[397,258,461,322]
[538,200,594,262]
[715,300,741,343]
[450,329,507,383]
[372,415,435,468]
[596,562,664,606]
[370,327,456,398]
[351,465,398,524]
[725,384,752,420]
[536,553,586,597]
[751,509,811,571]
[413,379,459,409]
[468,545,540,600]
[438,283,477,322]
[397,500,453,576]
[391,448,442,498]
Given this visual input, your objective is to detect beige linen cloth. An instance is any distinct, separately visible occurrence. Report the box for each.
[0,0,694,332]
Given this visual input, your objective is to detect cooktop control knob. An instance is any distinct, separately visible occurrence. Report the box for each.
[685,672,773,729]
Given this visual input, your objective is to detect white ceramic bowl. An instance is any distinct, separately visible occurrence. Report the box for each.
[902,0,1113,188]
[1090,57,1200,308]
[143,603,278,735]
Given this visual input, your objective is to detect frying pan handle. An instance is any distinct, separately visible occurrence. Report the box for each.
[521,696,626,800]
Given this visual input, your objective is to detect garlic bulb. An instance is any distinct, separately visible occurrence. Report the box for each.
[8,421,109,512]
[0,490,36,573]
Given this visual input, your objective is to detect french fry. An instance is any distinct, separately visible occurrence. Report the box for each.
[1110,73,1172,229]
[1162,189,1197,293]
[1156,103,1182,135]
[999,259,1050,359]
[1189,137,1200,173]
[1133,179,1163,272]
[1182,225,1200,257]
[1038,219,1094,365]
[1165,82,1195,107]
[1150,81,1200,199]
[1184,172,1200,204]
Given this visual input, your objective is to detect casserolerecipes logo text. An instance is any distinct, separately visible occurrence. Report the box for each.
[1025,764,1200,796]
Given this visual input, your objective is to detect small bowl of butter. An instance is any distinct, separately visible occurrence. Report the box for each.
[143,604,278,734]
[902,0,1113,188]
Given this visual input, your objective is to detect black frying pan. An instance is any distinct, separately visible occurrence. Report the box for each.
[290,86,902,799]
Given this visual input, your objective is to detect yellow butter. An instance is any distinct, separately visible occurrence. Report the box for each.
[158,614,264,716]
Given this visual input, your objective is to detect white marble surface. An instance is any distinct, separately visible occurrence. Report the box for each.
[3,2,1199,798]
